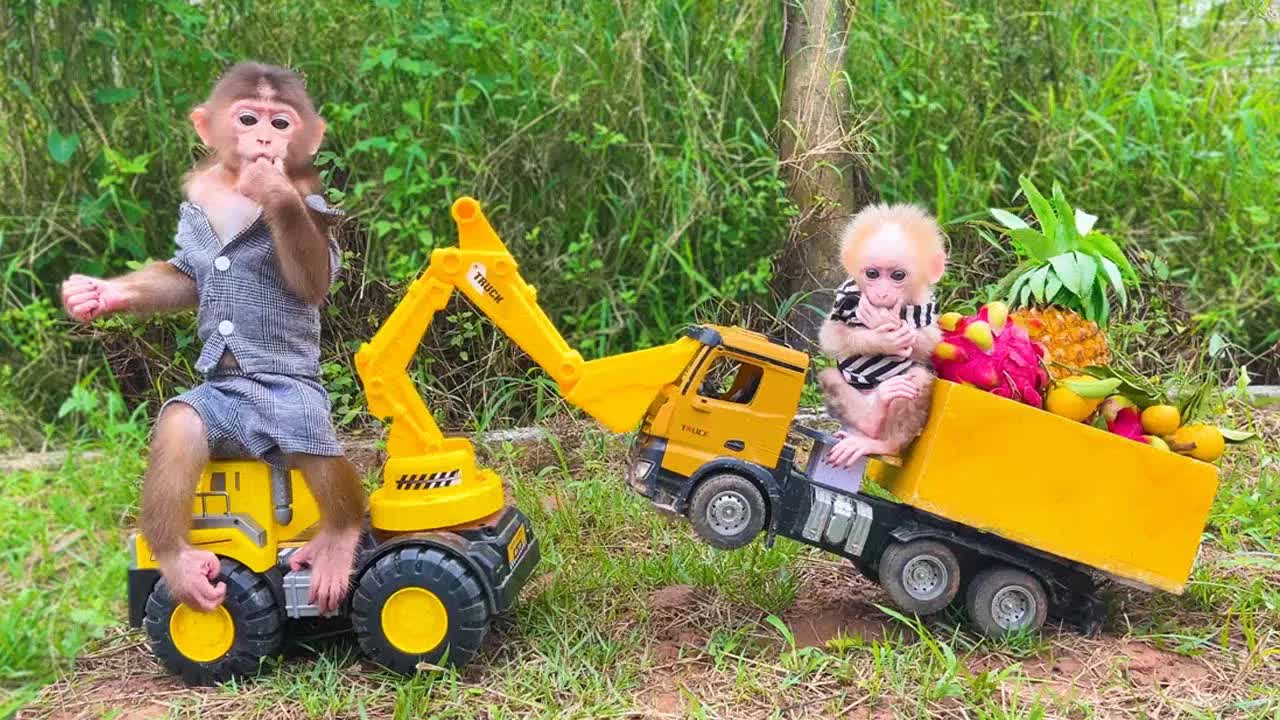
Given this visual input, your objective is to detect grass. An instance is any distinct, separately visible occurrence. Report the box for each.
[4,403,1278,718]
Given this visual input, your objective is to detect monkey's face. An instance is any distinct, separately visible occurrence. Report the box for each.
[857,262,911,308]
[222,99,302,169]
[855,227,915,308]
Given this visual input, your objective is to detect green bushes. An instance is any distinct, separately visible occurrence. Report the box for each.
[1,0,1275,446]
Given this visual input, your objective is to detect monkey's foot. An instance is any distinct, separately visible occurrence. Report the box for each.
[290,525,361,614]
[826,433,895,469]
[159,547,227,612]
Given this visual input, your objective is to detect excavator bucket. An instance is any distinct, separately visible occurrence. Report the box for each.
[564,337,703,433]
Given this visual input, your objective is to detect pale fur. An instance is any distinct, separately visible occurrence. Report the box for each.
[818,203,947,455]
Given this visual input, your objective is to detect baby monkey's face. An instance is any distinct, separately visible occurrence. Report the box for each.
[225,98,302,167]
[858,261,910,308]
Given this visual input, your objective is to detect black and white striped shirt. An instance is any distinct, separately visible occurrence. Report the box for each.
[829,280,938,390]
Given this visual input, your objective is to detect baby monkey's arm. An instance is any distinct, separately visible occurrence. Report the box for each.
[61,262,197,322]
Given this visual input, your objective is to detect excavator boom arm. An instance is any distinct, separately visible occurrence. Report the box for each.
[356,197,701,459]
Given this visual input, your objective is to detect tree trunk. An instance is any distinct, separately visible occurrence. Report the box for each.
[774,0,878,346]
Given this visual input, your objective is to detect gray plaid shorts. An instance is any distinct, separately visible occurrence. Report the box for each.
[164,371,343,468]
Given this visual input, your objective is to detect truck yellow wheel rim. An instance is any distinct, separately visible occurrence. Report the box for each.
[169,604,235,662]
[381,587,448,654]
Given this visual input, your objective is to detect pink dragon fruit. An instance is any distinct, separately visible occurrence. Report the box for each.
[931,302,1050,408]
[1105,406,1149,443]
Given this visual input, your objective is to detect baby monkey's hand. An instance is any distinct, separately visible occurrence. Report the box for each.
[856,301,901,329]
[237,157,296,206]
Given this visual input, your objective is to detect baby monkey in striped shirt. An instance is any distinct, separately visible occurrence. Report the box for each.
[817,204,947,467]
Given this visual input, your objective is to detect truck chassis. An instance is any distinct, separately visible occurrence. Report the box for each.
[626,426,1106,636]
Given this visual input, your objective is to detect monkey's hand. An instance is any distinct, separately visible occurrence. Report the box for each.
[871,323,916,357]
[61,274,130,322]
[237,157,297,206]
[856,301,902,329]
[159,547,227,612]
[826,431,894,469]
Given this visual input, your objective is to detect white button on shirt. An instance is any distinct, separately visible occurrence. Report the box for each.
[214,256,231,271]
[218,320,235,336]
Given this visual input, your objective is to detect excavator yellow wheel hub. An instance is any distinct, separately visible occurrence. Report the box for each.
[169,604,235,662]
[381,587,449,654]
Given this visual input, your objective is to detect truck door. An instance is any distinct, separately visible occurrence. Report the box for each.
[661,348,789,478]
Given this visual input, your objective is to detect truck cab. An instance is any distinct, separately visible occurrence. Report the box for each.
[628,325,812,546]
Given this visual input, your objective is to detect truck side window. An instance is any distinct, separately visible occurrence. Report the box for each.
[697,357,764,405]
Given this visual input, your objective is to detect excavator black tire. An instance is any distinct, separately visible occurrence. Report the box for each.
[350,544,490,674]
[143,557,284,686]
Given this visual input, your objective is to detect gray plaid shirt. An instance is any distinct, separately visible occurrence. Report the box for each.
[168,194,342,378]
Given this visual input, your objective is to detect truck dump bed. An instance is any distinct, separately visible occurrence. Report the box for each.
[874,381,1219,594]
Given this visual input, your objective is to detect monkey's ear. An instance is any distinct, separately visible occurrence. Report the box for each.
[305,117,327,156]
[926,248,946,285]
[190,106,214,146]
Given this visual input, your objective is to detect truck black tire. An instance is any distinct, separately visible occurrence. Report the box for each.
[965,566,1048,636]
[687,473,767,550]
[351,544,490,674]
[878,539,961,616]
[143,557,284,686]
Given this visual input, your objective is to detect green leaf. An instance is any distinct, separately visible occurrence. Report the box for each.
[1029,265,1050,303]
[1051,182,1079,248]
[1073,251,1098,297]
[1044,273,1063,304]
[989,208,1030,231]
[1005,267,1032,306]
[1079,232,1136,281]
[1082,365,1166,407]
[1018,176,1062,252]
[1093,280,1110,325]
[1220,428,1256,443]
[1177,381,1213,422]
[93,87,138,105]
[1099,258,1128,309]
[1006,228,1056,261]
[47,130,80,165]
[1048,253,1083,297]
[1063,377,1122,399]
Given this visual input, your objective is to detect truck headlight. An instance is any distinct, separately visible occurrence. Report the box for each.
[632,460,654,480]
[628,460,654,491]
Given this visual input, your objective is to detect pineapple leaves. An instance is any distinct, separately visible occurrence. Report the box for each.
[989,208,1030,231]
[1092,279,1110,325]
[1051,183,1079,247]
[1079,232,1137,282]
[990,175,1140,327]
[1044,273,1063,304]
[1029,265,1050,302]
[1017,176,1063,253]
[1006,269,1032,306]
[1048,253,1083,297]
[1099,257,1128,309]
[1073,251,1098,301]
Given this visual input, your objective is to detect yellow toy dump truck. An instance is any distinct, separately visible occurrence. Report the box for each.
[129,196,1221,684]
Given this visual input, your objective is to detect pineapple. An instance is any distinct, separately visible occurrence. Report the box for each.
[988,176,1136,378]
[1011,306,1110,373]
